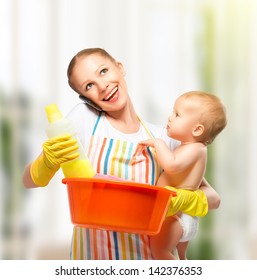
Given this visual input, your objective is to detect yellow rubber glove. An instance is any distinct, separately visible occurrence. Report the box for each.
[165,186,208,217]
[30,134,79,187]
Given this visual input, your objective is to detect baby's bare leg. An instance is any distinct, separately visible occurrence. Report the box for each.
[150,216,183,260]
[177,241,189,260]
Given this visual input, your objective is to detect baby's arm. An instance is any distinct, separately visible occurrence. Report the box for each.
[136,139,175,169]
[137,139,203,174]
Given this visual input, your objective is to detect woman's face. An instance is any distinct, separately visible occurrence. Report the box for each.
[70,53,129,112]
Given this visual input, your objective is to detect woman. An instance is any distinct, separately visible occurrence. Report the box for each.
[23,48,220,259]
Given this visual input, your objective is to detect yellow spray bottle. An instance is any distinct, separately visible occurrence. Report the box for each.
[45,104,96,178]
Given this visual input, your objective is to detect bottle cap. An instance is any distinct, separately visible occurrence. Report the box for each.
[45,104,63,123]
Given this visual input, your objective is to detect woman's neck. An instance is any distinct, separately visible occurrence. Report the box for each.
[105,102,140,133]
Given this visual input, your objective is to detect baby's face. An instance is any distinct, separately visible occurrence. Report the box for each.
[166,96,203,141]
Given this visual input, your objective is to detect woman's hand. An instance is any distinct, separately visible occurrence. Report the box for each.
[42,134,79,169]
[165,186,208,217]
[28,134,79,187]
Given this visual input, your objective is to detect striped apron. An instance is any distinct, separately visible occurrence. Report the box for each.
[70,112,161,260]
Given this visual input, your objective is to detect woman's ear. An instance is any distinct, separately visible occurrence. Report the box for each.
[116,61,126,76]
[192,124,205,137]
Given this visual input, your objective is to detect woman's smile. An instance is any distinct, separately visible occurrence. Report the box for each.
[103,86,118,101]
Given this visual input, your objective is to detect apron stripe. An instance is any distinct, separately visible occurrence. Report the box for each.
[147,147,156,185]
[142,148,149,184]
[135,234,142,260]
[93,137,101,170]
[107,231,113,260]
[92,112,102,135]
[79,228,84,259]
[128,234,134,259]
[118,142,127,178]
[81,228,86,259]
[86,229,91,259]
[125,143,133,180]
[142,234,150,260]
[113,232,120,259]
[104,139,114,174]
[100,230,106,259]
[120,233,127,260]
[131,149,136,182]
[97,137,107,173]
[87,136,94,158]
[111,140,120,175]
[131,165,135,181]
[93,229,98,259]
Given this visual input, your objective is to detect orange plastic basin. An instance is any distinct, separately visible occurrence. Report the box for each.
[62,177,176,235]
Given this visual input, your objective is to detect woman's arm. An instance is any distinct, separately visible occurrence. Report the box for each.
[23,163,39,189]
[199,177,221,210]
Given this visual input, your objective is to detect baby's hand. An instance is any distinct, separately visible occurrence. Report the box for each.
[131,139,155,165]
[137,139,155,148]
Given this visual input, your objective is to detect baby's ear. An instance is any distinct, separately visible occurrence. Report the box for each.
[192,124,205,137]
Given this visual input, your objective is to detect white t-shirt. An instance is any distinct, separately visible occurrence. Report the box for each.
[66,102,179,152]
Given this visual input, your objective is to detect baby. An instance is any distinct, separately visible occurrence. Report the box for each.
[134,91,227,259]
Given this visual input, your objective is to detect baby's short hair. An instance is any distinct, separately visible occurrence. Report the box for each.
[180,91,227,144]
